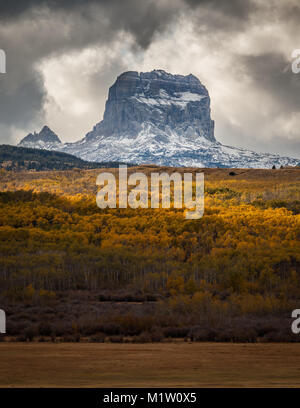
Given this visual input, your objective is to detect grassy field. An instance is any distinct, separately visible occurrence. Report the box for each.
[0,342,300,387]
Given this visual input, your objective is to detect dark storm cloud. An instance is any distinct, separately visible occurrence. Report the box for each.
[183,0,255,19]
[0,0,182,143]
[0,0,299,156]
[242,53,300,113]
[0,0,104,19]
[0,0,181,48]
[0,71,45,126]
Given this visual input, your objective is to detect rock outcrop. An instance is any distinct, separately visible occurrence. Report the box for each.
[19,125,61,150]
[90,70,215,142]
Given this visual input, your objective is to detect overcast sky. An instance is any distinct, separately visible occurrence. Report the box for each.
[0,0,299,158]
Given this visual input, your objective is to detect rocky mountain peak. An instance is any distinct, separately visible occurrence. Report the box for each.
[88,69,215,143]
[19,126,61,149]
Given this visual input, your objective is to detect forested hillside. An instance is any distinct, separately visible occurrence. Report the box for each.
[0,145,131,171]
[0,167,299,342]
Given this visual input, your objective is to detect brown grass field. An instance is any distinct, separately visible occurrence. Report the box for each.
[0,342,300,387]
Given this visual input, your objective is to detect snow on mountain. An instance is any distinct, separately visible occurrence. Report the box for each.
[18,70,299,168]
[18,125,62,150]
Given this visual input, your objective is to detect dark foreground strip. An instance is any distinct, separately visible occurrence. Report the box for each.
[0,388,297,407]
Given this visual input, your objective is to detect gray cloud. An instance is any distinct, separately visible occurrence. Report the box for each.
[184,0,255,18]
[0,0,299,158]
[242,53,300,113]
[0,1,181,48]
[0,0,181,143]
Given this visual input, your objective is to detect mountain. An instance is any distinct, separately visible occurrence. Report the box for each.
[18,70,299,168]
[19,125,62,150]
[0,145,131,171]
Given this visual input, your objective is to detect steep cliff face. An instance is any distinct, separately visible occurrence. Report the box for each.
[62,69,218,163]
[18,70,299,168]
[89,70,215,143]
